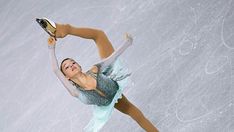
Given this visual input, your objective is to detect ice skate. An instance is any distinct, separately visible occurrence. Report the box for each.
[36,17,56,38]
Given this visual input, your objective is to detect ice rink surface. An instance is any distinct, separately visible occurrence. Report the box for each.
[0,0,234,131]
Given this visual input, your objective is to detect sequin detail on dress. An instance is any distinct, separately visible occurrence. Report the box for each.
[73,66,119,106]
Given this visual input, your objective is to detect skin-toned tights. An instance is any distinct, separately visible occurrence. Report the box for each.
[55,23,159,132]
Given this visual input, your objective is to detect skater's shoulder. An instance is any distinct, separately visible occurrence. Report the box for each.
[89,65,98,74]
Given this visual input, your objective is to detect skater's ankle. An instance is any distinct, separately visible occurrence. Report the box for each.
[64,24,72,34]
[55,23,70,38]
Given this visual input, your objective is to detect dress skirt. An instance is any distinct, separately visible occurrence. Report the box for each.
[84,58,131,132]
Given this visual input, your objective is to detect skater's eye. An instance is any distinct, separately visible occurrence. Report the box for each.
[64,64,69,70]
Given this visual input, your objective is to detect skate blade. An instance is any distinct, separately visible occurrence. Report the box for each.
[35,18,57,40]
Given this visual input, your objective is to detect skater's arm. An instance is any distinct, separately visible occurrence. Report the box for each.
[48,38,79,97]
[95,34,133,71]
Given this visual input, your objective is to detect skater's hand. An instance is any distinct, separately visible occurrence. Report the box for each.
[48,37,56,46]
[124,33,133,46]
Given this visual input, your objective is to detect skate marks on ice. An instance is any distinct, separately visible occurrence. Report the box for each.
[221,0,234,50]
[154,1,234,131]
[178,6,200,56]
[205,0,234,75]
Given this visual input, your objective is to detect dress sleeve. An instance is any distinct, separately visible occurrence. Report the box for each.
[94,37,133,72]
[48,45,80,97]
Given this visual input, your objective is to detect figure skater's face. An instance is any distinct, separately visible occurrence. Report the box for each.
[61,59,82,79]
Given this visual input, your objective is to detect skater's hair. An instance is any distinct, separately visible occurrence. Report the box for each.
[60,58,74,76]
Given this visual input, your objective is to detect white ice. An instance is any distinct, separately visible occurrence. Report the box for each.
[0,0,234,132]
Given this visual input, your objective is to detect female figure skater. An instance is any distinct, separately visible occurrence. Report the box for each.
[37,18,159,132]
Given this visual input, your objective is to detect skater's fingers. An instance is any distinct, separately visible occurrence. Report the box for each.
[49,37,55,42]
[124,33,133,43]
[124,33,133,40]
[47,37,56,45]
[124,33,129,39]
[47,37,52,43]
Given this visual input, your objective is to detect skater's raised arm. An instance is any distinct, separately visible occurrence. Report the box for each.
[48,37,79,97]
[95,33,133,71]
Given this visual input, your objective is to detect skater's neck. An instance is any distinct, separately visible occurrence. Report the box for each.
[70,72,88,87]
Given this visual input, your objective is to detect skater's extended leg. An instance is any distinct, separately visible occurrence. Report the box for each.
[114,94,159,132]
[55,23,114,59]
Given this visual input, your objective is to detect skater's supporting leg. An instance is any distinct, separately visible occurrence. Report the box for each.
[55,23,114,59]
[114,94,159,132]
